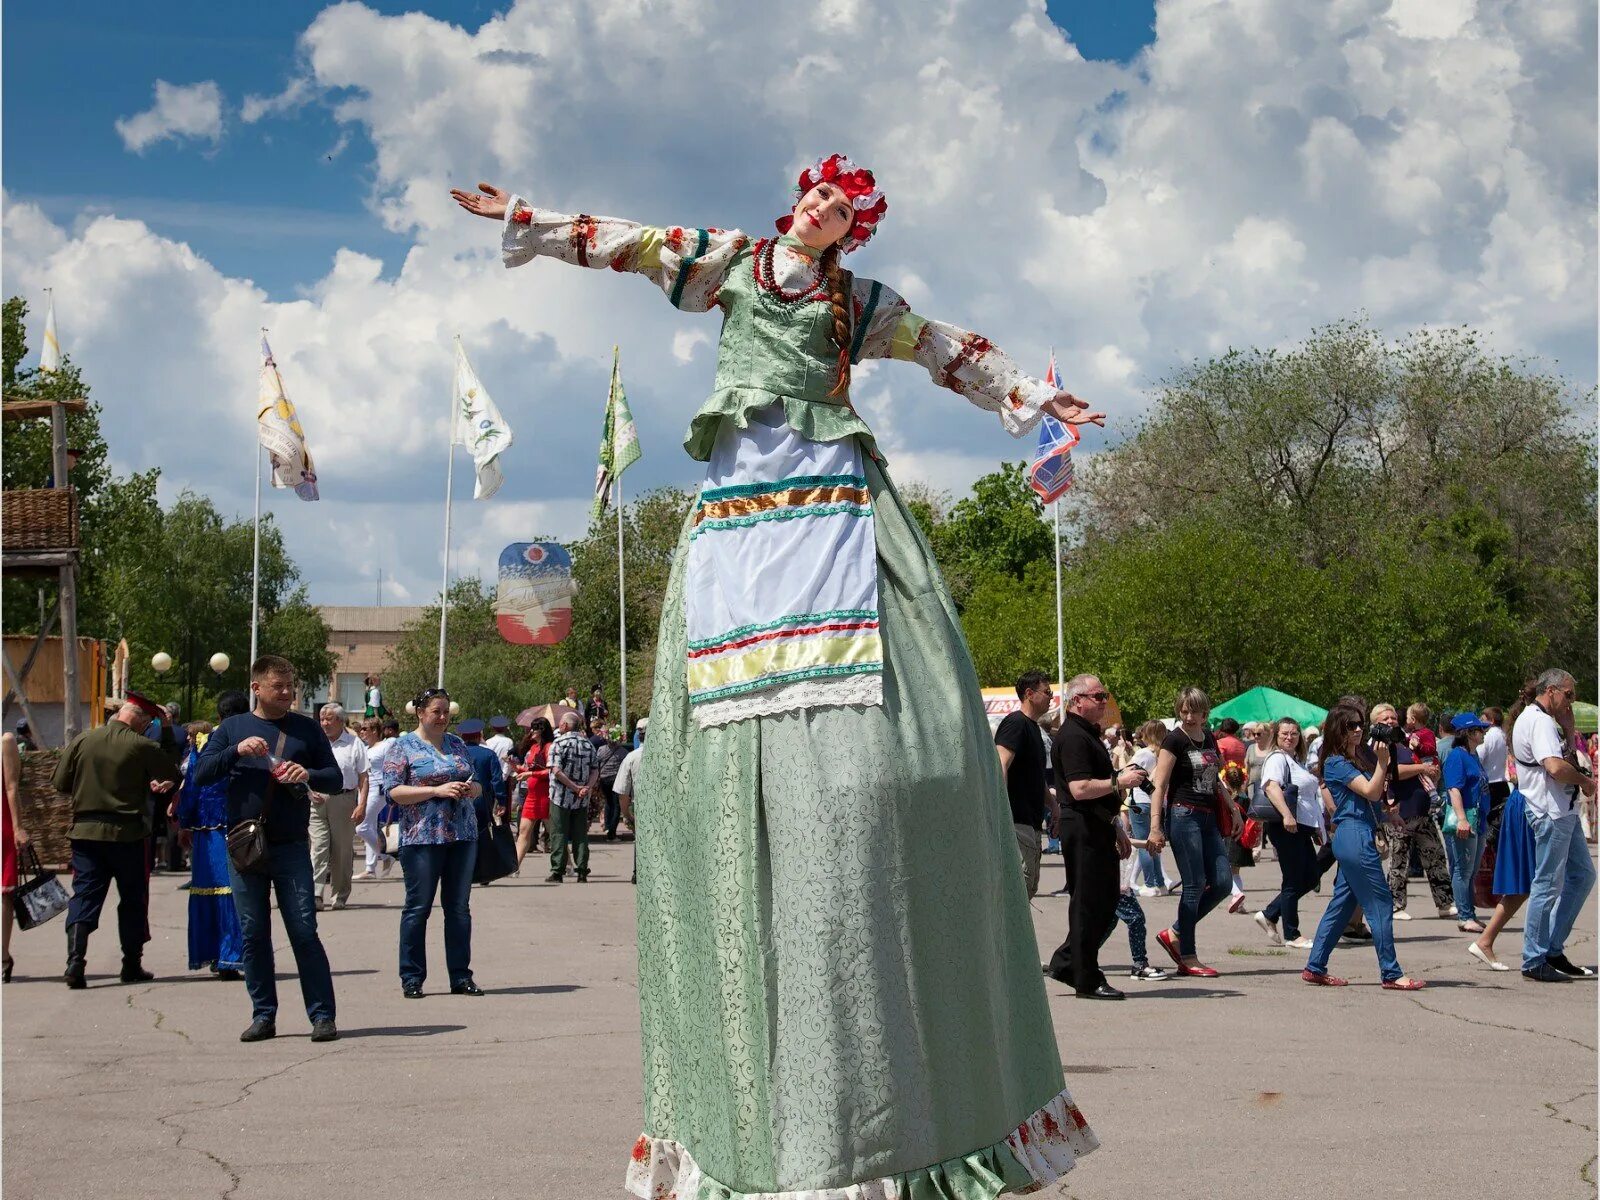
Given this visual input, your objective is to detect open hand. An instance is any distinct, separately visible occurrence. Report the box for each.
[1042,392,1105,428]
[450,182,511,221]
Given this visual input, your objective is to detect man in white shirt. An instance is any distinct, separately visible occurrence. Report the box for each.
[485,716,515,774]
[312,703,370,911]
[613,718,647,886]
[1512,670,1598,981]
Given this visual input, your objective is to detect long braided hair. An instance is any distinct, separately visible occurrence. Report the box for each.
[819,242,852,399]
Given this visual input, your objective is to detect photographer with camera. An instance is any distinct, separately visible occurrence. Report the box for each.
[1369,703,1454,922]
[1301,704,1426,989]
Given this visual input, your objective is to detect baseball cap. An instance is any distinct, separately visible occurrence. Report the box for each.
[1450,712,1491,733]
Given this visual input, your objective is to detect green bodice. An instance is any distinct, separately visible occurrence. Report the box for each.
[682,238,878,462]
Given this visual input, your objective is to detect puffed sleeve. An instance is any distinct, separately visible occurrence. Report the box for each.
[501,197,748,313]
[849,277,1057,439]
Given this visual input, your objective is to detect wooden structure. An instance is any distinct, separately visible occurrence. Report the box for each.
[2,396,88,748]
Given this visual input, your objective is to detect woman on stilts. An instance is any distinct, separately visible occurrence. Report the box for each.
[454,154,1104,1199]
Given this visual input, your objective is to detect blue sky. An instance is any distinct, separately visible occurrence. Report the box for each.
[4,1,1156,300]
[2,0,1590,610]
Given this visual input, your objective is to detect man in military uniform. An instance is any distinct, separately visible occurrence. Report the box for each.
[52,692,182,988]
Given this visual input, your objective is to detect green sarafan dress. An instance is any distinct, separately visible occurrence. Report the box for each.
[502,199,1096,1199]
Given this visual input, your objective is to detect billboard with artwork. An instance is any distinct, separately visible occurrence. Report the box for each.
[495,541,575,645]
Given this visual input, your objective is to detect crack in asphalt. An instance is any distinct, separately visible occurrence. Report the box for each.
[153,1049,340,1199]
[1543,1089,1599,1135]
[1400,994,1597,1051]
[127,985,192,1043]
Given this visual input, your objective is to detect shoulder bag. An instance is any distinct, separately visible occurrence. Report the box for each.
[226,731,284,875]
[14,844,71,930]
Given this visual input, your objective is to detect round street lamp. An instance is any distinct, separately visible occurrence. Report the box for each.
[209,652,230,676]
[151,652,173,675]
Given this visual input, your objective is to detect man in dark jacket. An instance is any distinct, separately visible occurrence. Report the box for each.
[53,692,182,988]
[194,655,342,1043]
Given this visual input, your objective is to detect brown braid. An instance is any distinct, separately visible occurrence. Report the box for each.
[820,243,852,399]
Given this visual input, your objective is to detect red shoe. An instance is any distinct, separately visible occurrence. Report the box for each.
[1228,893,1248,914]
[1155,928,1185,971]
[1184,963,1220,978]
[1301,969,1348,986]
[1382,977,1427,991]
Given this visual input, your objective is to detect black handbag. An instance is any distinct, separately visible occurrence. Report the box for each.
[14,845,70,930]
[1249,755,1294,822]
[473,813,519,884]
[227,731,284,875]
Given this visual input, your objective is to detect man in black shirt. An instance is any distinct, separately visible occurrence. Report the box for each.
[995,671,1057,899]
[1044,673,1142,1000]
[194,655,343,1044]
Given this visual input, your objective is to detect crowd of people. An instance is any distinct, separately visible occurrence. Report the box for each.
[3,653,1594,1040]
[0,657,647,1043]
[1004,670,1598,1000]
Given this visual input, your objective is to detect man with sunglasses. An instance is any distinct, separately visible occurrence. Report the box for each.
[1043,674,1142,1000]
[1513,669,1598,981]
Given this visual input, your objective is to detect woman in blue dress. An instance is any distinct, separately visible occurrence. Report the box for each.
[1302,704,1427,989]
[175,690,248,979]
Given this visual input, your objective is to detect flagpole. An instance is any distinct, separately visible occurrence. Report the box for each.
[250,327,266,666]
[616,475,628,735]
[1053,497,1065,700]
[437,342,459,689]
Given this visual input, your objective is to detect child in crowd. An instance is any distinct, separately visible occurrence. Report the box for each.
[1117,813,1169,981]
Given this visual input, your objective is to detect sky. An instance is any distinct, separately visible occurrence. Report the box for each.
[3,0,1594,611]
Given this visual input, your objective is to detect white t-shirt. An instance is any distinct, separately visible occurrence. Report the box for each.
[1476,725,1509,784]
[365,684,383,711]
[328,729,370,792]
[1127,747,1158,809]
[613,746,645,799]
[365,737,394,804]
[485,733,515,773]
[1263,751,1324,832]
[1512,705,1574,820]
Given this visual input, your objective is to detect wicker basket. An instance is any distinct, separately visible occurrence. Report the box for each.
[2,488,79,552]
[17,748,73,871]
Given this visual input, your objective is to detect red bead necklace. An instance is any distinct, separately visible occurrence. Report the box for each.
[752,238,827,305]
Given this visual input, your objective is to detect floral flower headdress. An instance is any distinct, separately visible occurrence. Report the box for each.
[774,153,888,254]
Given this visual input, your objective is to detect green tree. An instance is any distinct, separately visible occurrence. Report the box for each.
[928,461,1052,610]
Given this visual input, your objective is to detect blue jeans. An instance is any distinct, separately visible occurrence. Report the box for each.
[1262,822,1319,940]
[228,839,336,1024]
[1523,810,1597,971]
[1445,825,1485,924]
[398,840,476,987]
[1166,804,1230,957]
[1128,804,1169,889]
[1307,821,1402,983]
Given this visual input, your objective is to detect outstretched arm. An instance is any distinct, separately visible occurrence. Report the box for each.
[452,180,746,313]
[849,277,1105,437]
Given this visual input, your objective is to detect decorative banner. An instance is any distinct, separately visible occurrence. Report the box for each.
[496,541,574,645]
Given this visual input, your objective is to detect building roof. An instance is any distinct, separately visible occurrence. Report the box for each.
[318,606,426,634]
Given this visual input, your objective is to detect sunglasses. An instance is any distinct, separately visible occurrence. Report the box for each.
[415,687,450,706]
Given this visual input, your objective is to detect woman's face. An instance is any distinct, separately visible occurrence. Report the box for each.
[1179,704,1208,728]
[1276,722,1300,754]
[791,181,855,250]
[419,697,451,732]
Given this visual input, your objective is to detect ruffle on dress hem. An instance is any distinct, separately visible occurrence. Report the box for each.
[693,674,883,728]
[683,387,880,464]
[625,1087,1097,1200]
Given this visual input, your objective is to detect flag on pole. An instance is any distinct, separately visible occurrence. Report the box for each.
[452,340,514,500]
[256,334,320,501]
[39,293,62,374]
[592,345,641,520]
[1027,349,1078,504]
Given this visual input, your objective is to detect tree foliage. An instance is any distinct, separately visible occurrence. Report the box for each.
[2,297,334,718]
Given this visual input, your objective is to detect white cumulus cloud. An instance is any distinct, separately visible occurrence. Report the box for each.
[114,80,225,153]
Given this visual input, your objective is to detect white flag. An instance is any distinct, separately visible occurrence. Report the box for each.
[39,294,61,374]
[256,335,320,501]
[453,340,514,500]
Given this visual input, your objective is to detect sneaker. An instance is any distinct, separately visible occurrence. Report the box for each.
[1392,909,1412,921]
[1129,964,1169,981]
[1134,886,1162,898]
[1522,963,1570,983]
[1285,936,1315,950]
[1547,954,1597,979]
[1252,911,1283,945]
[1437,905,1457,920]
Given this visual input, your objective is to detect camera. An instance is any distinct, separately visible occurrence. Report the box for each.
[1367,722,1404,747]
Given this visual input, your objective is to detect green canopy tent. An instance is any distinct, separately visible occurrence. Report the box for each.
[1572,701,1598,735]
[1209,686,1329,730]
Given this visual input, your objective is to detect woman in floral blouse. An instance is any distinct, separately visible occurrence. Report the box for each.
[382,688,482,999]
[454,155,1104,1200]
